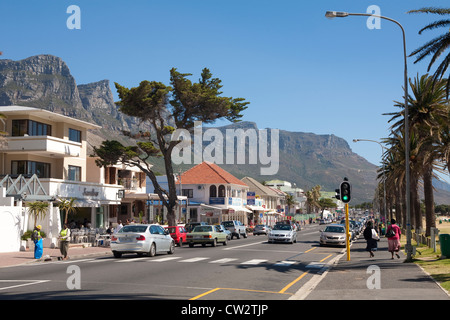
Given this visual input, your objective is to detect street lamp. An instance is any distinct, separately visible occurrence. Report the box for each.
[326,10,412,261]
[353,139,387,226]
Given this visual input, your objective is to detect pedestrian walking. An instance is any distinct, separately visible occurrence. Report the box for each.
[386,219,401,259]
[32,225,43,259]
[363,221,379,258]
[59,224,71,260]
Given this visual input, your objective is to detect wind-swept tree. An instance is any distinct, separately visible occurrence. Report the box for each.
[93,68,249,226]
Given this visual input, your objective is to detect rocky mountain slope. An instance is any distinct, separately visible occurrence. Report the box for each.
[1,54,448,204]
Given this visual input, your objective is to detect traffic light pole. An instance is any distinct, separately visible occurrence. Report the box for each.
[345,203,350,261]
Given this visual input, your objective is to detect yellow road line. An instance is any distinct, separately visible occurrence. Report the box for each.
[190,287,291,300]
[305,247,316,253]
[190,288,221,300]
[278,271,309,294]
[320,254,332,262]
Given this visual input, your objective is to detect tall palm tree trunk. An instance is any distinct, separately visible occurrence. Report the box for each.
[423,164,436,237]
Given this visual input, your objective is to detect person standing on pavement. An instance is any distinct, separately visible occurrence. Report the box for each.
[386,219,401,259]
[59,224,71,260]
[363,221,378,258]
[114,220,123,234]
[32,225,43,259]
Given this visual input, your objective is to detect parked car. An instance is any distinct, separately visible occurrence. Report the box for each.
[165,225,187,246]
[253,224,271,235]
[111,224,175,258]
[215,224,232,240]
[186,225,228,247]
[319,224,347,247]
[268,224,297,244]
[222,220,247,239]
[185,222,208,233]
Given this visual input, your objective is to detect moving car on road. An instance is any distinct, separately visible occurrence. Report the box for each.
[111,224,175,258]
[165,225,187,246]
[253,224,271,235]
[222,220,247,239]
[186,225,228,247]
[319,224,347,247]
[268,224,297,244]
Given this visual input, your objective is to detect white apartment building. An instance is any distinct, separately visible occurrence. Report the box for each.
[0,106,142,250]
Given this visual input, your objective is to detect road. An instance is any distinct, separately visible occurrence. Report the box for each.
[0,224,345,300]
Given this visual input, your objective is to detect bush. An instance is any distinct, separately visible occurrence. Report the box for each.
[22,230,46,240]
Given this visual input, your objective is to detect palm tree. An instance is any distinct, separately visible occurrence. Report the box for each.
[408,7,450,96]
[27,201,49,228]
[385,74,449,235]
[58,197,78,225]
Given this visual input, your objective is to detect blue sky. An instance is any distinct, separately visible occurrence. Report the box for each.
[1,0,449,183]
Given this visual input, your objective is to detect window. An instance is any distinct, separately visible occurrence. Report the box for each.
[11,160,50,178]
[68,165,81,181]
[182,189,193,198]
[218,185,226,197]
[69,128,81,143]
[209,185,217,198]
[12,120,51,137]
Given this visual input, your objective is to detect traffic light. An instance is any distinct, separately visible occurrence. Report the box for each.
[335,188,340,200]
[340,181,351,203]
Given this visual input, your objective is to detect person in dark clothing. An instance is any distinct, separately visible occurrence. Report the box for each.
[364,221,379,258]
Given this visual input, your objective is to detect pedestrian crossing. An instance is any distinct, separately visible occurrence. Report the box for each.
[26,255,328,269]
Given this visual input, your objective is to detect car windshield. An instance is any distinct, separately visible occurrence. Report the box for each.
[273,225,291,231]
[324,226,345,233]
[193,226,213,233]
[119,225,148,233]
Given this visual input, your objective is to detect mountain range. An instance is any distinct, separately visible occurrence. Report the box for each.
[1,54,449,205]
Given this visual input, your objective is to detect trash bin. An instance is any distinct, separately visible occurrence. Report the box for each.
[439,234,450,258]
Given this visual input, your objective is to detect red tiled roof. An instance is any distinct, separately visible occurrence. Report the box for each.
[178,162,248,186]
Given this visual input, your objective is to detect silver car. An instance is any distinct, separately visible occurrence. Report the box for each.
[319,224,347,247]
[268,224,297,244]
[111,224,175,258]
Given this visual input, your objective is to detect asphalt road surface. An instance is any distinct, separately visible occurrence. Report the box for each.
[0,224,344,300]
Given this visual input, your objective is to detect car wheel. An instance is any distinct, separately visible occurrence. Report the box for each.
[202,243,206,247]
[236,233,241,239]
[189,243,194,248]
[211,238,217,247]
[243,232,248,238]
[168,241,175,254]
[148,243,156,257]
[113,251,122,258]
[223,238,228,246]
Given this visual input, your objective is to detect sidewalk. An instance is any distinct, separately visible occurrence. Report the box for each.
[296,236,450,300]
[0,244,111,268]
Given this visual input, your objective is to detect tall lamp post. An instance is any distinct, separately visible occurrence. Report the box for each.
[353,139,387,226]
[325,11,412,261]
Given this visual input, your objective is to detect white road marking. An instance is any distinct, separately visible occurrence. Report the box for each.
[0,280,50,291]
[240,259,268,265]
[180,257,209,263]
[209,258,238,264]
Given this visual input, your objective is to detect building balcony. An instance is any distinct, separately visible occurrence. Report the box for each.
[5,136,82,158]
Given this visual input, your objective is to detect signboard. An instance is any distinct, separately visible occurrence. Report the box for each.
[247,192,256,205]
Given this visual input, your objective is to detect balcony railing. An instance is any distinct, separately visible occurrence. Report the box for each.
[6,136,81,157]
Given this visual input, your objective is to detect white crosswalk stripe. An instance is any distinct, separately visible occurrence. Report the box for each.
[274,260,297,267]
[179,257,209,263]
[209,258,238,264]
[147,256,182,262]
[240,259,268,265]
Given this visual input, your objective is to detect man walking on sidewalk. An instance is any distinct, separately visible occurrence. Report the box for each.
[59,224,71,260]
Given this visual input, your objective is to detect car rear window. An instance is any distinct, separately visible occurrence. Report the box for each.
[193,226,213,232]
[167,227,176,233]
[222,221,234,227]
[119,225,148,233]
